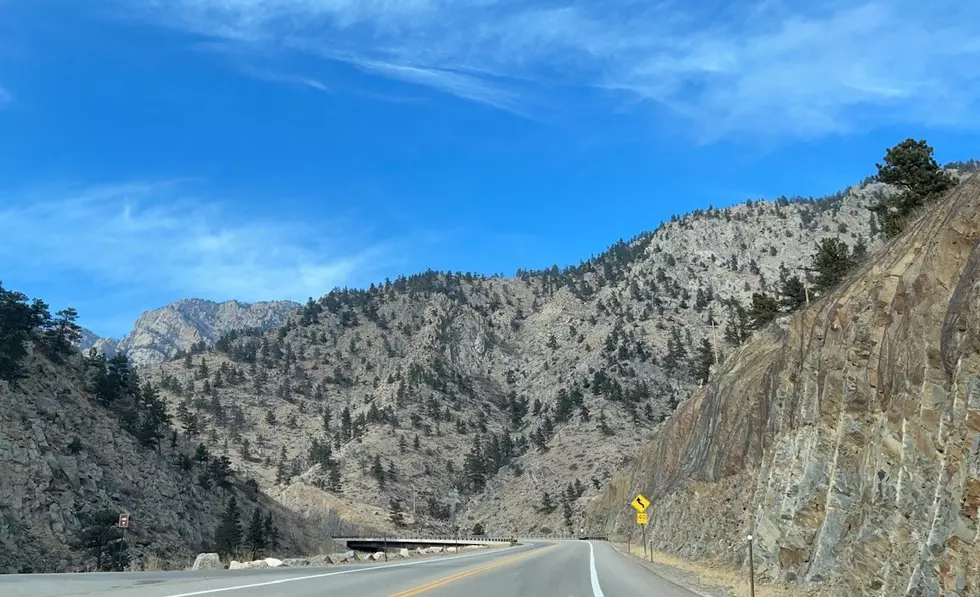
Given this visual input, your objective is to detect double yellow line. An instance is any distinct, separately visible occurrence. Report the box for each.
[388,545,557,597]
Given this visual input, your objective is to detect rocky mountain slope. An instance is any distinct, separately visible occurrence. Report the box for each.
[149,179,891,536]
[81,299,300,367]
[586,174,980,596]
[0,318,324,573]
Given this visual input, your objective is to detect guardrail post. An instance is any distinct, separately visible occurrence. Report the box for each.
[747,534,755,597]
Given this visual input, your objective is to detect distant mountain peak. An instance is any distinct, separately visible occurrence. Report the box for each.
[80,298,300,367]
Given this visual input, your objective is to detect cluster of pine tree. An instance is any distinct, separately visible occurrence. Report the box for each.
[721,139,956,354]
[213,497,280,559]
[0,281,82,382]
[74,510,130,572]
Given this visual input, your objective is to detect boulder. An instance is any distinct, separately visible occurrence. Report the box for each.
[430,546,444,554]
[281,558,311,568]
[248,560,270,569]
[263,557,284,568]
[399,548,411,558]
[192,553,223,571]
[371,552,386,561]
[229,561,246,570]
[309,555,331,567]
[327,553,352,565]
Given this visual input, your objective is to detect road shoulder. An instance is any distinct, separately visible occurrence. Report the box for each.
[607,543,730,597]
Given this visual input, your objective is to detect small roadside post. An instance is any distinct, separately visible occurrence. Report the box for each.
[383,533,388,562]
[747,534,756,597]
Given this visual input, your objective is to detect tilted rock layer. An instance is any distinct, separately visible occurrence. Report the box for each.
[587,174,980,596]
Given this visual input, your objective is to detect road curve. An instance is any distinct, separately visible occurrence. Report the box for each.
[0,541,700,597]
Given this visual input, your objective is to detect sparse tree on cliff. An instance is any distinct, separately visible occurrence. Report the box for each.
[872,138,955,236]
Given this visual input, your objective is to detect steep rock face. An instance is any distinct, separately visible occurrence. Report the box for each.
[0,350,316,573]
[587,175,980,596]
[108,299,299,367]
[150,181,888,535]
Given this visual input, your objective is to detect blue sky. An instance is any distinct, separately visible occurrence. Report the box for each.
[0,0,978,337]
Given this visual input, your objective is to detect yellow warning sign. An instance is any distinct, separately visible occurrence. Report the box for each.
[636,512,648,525]
[631,493,651,512]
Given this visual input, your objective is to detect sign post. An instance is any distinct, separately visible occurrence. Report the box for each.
[118,512,130,553]
[636,512,648,557]
[630,494,650,557]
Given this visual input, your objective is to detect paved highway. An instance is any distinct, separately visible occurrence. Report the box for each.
[0,541,699,597]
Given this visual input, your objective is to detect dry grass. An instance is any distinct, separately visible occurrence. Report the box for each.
[624,545,820,597]
[127,554,189,572]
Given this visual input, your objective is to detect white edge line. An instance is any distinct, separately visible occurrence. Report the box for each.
[162,545,533,597]
[589,541,605,597]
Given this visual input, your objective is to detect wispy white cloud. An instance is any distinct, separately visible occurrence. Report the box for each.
[0,85,11,107]
[236,64,330,92]
[0,181,387,302]
[117,0,980,139]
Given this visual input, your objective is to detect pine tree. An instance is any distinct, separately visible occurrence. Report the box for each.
[244,509,266,557]
[871,138,955,236]
[275,459,288,485]
[663,328,688,374]
[598,410,613,436]
[75,510,128,571]
[371,455,385,489]
[341,407,353,442]
[214,497,242,558]
[748,293,780,330]
[209,454,233,489]
[263,512,279,550]
[194,443,209,463]
[389,499,405,527]
[811,238,855,293]
[692,338,714,384]
[778,276,807,311]
[540,492,556,514]
[44,307,82,359]
[724,302,750,345]
[328,463,343,493]
[464,435,487,492]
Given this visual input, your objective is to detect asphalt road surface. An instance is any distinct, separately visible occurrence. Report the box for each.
[0,541,700,597]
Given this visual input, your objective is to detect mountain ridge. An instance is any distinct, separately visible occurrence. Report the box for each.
[147,177,892,540]
[80,298,301,367]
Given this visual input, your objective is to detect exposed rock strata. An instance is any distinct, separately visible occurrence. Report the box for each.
[588,175,980,596]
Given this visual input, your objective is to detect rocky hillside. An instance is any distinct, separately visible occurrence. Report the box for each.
[0,299,325,573]
[586,174,980,596]
[149,179,891,536]
[81,299,300,367]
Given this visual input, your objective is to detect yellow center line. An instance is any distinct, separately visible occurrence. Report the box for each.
[388,545,558,597]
